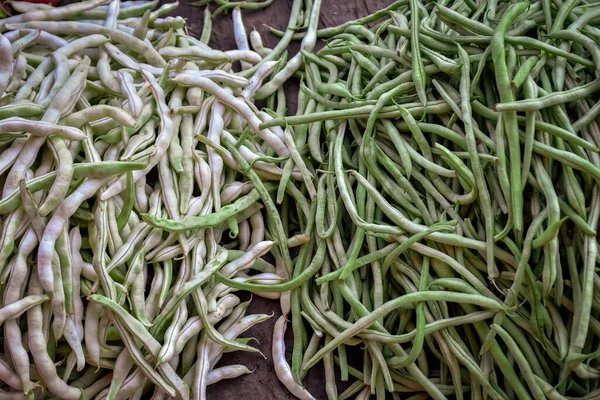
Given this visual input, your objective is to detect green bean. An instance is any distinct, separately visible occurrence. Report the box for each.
[0,161,145,215]
[511,55,539,89]
[142,184,274,232]
[116,171,134,231]
[0,117,86,140]
[7,21,165,66]
[216,241,325,293]
[28,272,81,399]
[496,78,600,112]
[0,293,49,323]
[0,102,44,119]
[260,100,451,128]
[492,2,529,244]
[445,47,493,280]
[570,188,600,357]
[472,99,599,152]
[409,0,427,107]
[0,0,108,28]
[421,46,461,78]
[37,136,73,216]
[272,315,317,400]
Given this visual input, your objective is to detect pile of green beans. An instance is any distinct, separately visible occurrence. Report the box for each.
[0,0,316,398]
[3,0,600,399]
[249,0,600,399]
